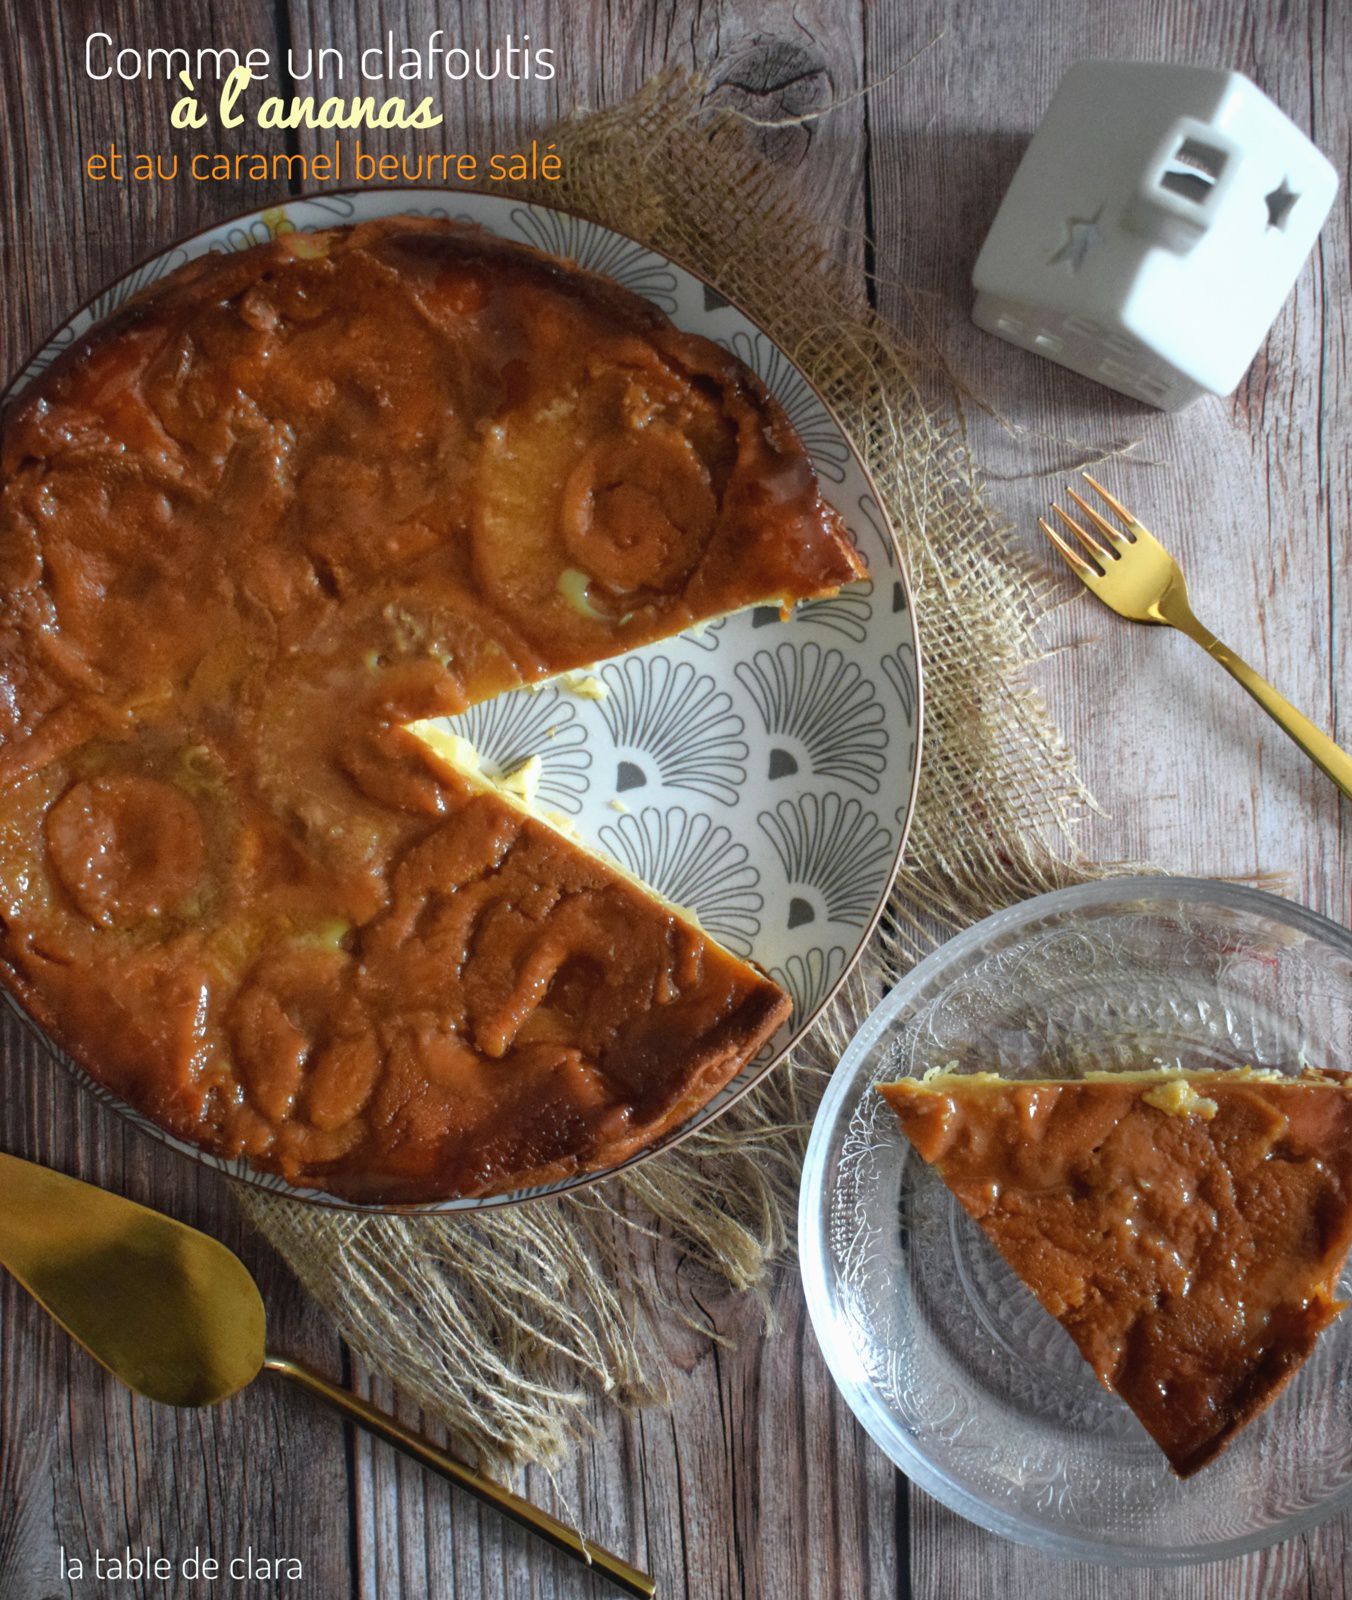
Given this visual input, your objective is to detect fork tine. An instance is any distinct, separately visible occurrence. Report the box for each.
[1066,486,1130,550]
[1051,501,1111,567]
[1037,515,1100,583]
[1080,473,1148,536]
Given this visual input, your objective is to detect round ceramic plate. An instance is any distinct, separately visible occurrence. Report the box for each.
[2,189,921,1211]
[799,878,1352,1563]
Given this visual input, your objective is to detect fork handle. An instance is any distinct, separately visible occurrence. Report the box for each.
[1170,610,1352,802]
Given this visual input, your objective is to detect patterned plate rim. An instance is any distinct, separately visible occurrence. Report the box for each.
[1,185,924,1212]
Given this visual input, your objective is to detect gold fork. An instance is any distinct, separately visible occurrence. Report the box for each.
[1040,474,1352,802]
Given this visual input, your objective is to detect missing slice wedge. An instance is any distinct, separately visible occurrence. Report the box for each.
[879,1067,1352,1476]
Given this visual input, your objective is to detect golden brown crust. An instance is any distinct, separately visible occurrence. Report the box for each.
[0,215,857,1202]
[880,1071,1352,1475]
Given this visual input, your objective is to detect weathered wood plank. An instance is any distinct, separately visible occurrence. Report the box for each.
[868,0,1351,1594]
[0,3,356,1597]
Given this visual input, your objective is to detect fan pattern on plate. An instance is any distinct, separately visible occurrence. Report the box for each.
[3,189,921,1212]
[445,686,590,814]
[596,656,747,805]
[721,330,851,483]
[881,641,920,727]
[770,945,848,1018]
[736,640,887,794]
[794,581,876,643]
[509,205,679,311]
[758,793,894,930]
[597,806,761,956]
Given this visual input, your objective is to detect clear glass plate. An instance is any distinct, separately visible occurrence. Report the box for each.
[799,877,1352,1564]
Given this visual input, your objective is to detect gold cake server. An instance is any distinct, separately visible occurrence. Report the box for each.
[1040,473,1352,802]
[0,1151,654,1598]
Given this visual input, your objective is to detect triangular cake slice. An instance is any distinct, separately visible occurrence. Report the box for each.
[879,1067,1352,1476]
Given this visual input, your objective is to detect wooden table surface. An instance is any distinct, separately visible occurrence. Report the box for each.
[1,2,1347,1596]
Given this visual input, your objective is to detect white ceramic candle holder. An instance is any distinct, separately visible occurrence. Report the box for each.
[972,61,1338,410]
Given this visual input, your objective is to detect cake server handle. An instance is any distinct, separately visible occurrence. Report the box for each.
[263,1355,656,1597]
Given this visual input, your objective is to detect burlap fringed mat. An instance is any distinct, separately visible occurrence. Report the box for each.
[239,72,1096,1468]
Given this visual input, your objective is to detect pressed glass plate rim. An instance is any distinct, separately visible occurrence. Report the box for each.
[798,874,1352,1566]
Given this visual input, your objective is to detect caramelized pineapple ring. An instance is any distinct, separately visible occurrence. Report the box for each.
[473,356,735,627]
[46,774,205,927]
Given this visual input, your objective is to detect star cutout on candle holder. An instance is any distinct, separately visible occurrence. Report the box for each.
[1048,208,1104,272]
[1265,180,1299,230]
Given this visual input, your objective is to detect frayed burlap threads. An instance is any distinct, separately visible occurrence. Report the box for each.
[239,72,1098,1468]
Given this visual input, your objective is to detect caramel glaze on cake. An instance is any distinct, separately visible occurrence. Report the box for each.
[0,216,867,1202]
[881,1069,1352,1475]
